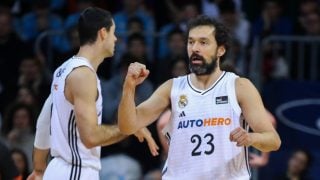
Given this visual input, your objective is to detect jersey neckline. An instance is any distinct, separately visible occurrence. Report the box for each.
[187,71,226,95]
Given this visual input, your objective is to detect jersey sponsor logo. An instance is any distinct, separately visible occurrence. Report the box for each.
[177,117,231,129]
[216,96,228,104]
[178,95,188,108]
[179,111,186,117]
[56,67,66,77]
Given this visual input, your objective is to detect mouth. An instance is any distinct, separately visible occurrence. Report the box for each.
[191,55,203,65]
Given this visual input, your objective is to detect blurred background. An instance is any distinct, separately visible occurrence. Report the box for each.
[0,0,319,179]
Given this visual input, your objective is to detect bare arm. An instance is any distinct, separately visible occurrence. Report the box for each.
[230,78,281,152]
[118,62,171,135]
[27,148,49,180]
[67,67,127,148]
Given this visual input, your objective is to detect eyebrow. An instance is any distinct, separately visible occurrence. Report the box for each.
[188,37,210,41]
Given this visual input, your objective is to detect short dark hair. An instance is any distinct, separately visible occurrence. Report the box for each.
[78,7,113,46]
[187,15,231,62]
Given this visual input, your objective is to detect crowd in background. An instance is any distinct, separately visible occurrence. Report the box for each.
[0,0,319,179]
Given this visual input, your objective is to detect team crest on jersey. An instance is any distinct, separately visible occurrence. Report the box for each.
[178,95,188,108]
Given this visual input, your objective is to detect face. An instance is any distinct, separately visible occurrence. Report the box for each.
[104,20,117,57]
[187,25,220,75]
[17,88,35,105]
[20,59,40,81]
[168,33,186,56]
[13,108,31,129]
[128,39,146,57]
[288,151,309,175]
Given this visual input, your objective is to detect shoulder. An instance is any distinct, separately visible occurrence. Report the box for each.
[67,66,97,86]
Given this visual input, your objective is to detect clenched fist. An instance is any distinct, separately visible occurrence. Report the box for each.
[230,127,253,147]
[126,62,150,86]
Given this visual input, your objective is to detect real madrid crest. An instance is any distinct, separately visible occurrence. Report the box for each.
[178,95,188,108]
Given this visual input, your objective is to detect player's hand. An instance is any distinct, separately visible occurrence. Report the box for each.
[126,62,150,86]
[26,170,43,180]
[134,127,159,156]
[249,153,268,168]
[229,127,253,147]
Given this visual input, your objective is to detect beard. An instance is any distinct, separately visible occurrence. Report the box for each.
[189,53,218,75]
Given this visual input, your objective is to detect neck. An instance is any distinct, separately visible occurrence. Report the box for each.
[76,44,106,71]
[191,68,223,90]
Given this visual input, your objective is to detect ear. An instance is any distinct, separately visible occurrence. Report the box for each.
[98,27,107,41]
[217,46,226,57]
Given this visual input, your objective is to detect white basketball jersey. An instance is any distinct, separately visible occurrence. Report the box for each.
[50,56,102,171]
[162,72,250,180]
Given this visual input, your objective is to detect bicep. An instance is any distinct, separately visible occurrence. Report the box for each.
[136,80,172,127]
[236,78,274,133]
[67,68,98,131]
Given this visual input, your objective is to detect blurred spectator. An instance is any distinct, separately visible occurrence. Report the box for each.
[2,103,35,170]
[251,0,293,39]
[0,140,20,180]
[18,57,51,105]
[11,148,30,180]
[219,0,250,48]
[201,0,243,18]
[64,0,93,30]
[113,0,155,61]
[275,149,313,180]
[158,3,199,59]
[0,8,29,114]
[19,0,64,52]
[298,10,320,36]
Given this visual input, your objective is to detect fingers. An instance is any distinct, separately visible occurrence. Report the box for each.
[230,127,251,147]
[137,128,159,156]
[128,62,148,77]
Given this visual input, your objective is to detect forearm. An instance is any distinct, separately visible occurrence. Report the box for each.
[99,125,128,146]
[118,82,140,134]
[32,147,50,174]
[250,131,281,152]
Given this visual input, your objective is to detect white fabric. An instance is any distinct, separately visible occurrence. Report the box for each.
[34,94,52,149]
[162,72,250,180]
[43,157,99,180]
[49,56,102,171]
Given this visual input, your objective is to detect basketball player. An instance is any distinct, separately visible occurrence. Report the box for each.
[118,15,281,180]
[27,7,158,180]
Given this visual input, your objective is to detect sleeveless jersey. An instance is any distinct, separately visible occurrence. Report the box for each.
[162,71,250,180]
[50,56,102,170]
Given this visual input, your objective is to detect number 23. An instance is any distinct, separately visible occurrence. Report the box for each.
[191,133,214,156]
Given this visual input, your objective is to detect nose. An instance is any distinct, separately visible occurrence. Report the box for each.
[191,42,200,53]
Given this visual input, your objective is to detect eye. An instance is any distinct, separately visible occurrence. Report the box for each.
[188,40,194,45]
[200,41,208,45]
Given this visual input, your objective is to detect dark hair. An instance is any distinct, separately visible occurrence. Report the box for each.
[11,148,29,179]
[2,103,35,135]
[167,27,185,41]
[187,15,231,62]
[127,32,146,46]
[78,7,113,46]
[219,0,236,14]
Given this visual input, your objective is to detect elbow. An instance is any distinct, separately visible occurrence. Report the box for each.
[273,137,281,151]
[118,123,136,135]
[81,136,96,149]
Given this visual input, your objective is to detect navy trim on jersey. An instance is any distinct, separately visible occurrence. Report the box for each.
[68,110,82,180]
[50,103,53,135]
[242,119,251,177]
[162,166,168,175]
[187,72,227,95]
